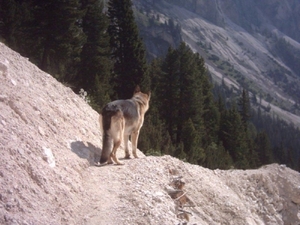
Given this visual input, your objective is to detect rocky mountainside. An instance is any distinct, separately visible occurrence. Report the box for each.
[132,0,300,127]
[1,42,300,224]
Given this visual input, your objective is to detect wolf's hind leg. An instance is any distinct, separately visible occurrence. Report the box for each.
[124,134,130,159]
[107,155,114,164]
[111,140,123,165]
[131,130,140,158]
[110,111,125,165]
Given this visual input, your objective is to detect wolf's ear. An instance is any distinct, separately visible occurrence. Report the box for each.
[147,91,151,98]
[134,85,141,93]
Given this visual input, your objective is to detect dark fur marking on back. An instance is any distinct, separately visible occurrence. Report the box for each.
[102,100,139,131]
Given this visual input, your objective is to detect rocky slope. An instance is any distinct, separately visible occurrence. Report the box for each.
[133,0,300,127]
[1,43,300,224]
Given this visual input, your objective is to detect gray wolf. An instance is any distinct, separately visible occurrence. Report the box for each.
[97,86,150,165]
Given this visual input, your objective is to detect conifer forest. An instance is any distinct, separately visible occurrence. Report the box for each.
[1,0,300,171]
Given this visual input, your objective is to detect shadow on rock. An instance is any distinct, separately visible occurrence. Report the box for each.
[70,141,101,165]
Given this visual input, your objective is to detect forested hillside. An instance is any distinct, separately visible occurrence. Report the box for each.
[133,0,300,115]
[1,0,299,171]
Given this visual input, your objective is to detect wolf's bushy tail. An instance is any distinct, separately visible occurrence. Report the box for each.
[100,109,114,163]
[100,132,113,163]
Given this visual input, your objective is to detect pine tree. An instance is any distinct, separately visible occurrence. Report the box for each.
[148,58,163,93]
[176,43,204,143]
[157,47,180,142]
[0,0,20,47]
[26,0,86,81]
[0,0,32,51]
[90,75,112,112]
[220,105,250,169]
[138,59,167,155]
[138,106,165,156]
[245,122,259,168]
[201,69,220,149]
[157,43,210,162]
[255,131,273,166]
[238,89,251,131]
[77,0,112,110]
[237,89,259,167]
[174,142,186,161]
[181,118,205,164]
[205,142,233,169]
[107,0,149,99]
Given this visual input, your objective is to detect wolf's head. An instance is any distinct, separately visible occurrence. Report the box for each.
[132,86,151,113]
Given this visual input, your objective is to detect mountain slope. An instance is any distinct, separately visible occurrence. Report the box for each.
[1,42,300,224]
[133,0,300,127]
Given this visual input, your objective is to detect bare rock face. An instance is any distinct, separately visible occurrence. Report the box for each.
[1,42,300,224]
[155,0,300,42]
[134,0,300,125]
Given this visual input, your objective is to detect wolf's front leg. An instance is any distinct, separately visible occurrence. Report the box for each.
[131,131,140,158]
